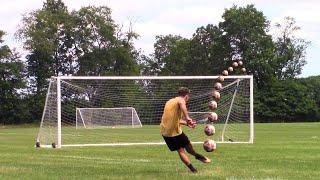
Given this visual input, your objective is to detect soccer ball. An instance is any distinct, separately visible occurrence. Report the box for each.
[228,66,233,72]
[207,112,218,122]
[217,75,224,82]
[204,124,215,136]
[211,90,220,100]
[222,70,228,76]
[203,139,216,152]
[238,60,243,66]
[232,61,238,67]
[208,100,217,110]
[241,67,246,73]
[214,82,222,91]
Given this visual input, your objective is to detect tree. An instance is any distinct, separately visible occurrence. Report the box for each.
[0,30,27,124]
[148,25,227,76]
[149,35,187,75]
[255,79,319,122]
[273,17,310,79]
[300,76,320,114]
[16,0,141,122]
[219,5,276,87]
[190,24,227,75]
[156,36,192,75]
[73,6,139,76]
[16,0,75,122]
[17,0,72,93]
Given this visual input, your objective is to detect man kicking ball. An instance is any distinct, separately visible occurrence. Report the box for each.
[160,87,211,173]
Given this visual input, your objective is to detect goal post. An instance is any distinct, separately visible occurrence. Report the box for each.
[36,75,254,148]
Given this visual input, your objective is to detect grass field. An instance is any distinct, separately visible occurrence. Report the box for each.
[1,123,320,179]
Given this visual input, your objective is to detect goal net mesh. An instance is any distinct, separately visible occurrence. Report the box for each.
[36,76,253,148]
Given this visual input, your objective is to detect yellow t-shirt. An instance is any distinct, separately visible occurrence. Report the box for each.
[160,97,183,137]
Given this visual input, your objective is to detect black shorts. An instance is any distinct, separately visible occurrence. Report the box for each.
[162,132,190,151]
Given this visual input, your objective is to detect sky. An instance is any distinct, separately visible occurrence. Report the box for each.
[0,0,319,77]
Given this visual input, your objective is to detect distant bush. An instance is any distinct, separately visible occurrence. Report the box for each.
[255,76,320,122]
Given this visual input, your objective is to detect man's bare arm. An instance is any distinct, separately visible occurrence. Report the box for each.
[178,98,192,121]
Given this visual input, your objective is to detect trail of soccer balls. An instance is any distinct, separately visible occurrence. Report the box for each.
[202,59,247,152]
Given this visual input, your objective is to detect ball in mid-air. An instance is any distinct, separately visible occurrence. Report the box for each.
[208,100,217,110]
[232,61,238,67]
[241,67,246,73]
[207,112,218,122]
[228,66,233,72]
[238,60,243,66]
[214,82,222,91]
[203,139,216,152]
[217,75,224,82]
[211,90,220,100]
[222,70,228,76]
[204,124,215,136]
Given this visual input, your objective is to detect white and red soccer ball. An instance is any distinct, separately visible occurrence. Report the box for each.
[228,66,233,72]
[211,90,220,100]
[203,139,216,152]
[207,112,218,122]
[208,100,217,110]
[222,70,228,76]
[204,124,215,136]
[217,75,224,82]
[232,61,238,67]
[214,82,222,91]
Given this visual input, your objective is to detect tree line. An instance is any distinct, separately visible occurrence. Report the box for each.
[0,0,319,124]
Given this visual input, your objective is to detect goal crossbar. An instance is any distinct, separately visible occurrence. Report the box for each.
[56,75,252,80]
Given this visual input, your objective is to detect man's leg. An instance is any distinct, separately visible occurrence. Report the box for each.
[185,143,211,163]
[177,148,197,173]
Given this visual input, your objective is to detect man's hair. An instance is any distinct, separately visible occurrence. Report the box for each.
[178,87,190,96]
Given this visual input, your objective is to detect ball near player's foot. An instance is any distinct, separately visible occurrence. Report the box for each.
[203,139,216,152]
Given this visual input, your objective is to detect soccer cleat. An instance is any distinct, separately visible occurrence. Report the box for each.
[196,156,211,163]
[187,164,198,173]
[190,168,198,173]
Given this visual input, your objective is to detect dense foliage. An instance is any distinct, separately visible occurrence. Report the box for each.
[0,1,318,124]
[255,77,320,122]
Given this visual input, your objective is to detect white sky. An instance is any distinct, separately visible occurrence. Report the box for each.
[0,0,319,77]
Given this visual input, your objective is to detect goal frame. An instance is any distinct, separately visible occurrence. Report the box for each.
[46,75,254,148]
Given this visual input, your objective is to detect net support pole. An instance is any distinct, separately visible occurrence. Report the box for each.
[131,108,134,127]
[249,75,254,144]
[77,109,87,128]
[57,77,62,148]
[221,79,240,142]
[37,79,53,143]
[76,108,78,129]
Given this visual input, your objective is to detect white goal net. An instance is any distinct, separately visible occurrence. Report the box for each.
[36,76,253,148]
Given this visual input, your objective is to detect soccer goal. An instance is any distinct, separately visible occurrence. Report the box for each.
[75,107,142,129]
[36,76,253,148]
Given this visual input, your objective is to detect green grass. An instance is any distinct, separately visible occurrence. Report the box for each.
[1,123,320,179]
[42,123,250,145]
